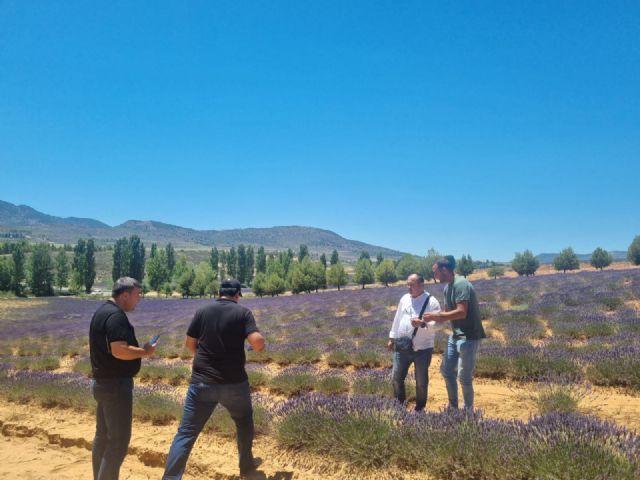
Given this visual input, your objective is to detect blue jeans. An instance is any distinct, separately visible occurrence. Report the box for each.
[392,348,433,411]
[163,380,255,479]
[440,336,481,409]
[92,377,134,480]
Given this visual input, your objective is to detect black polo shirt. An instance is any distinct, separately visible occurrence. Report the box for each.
[89,300,141,378]
[187,298,259,384]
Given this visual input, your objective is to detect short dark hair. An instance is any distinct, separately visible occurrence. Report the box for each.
[410,273,425,284]
[112,277,141,297]
[219,278,243,297]
[435,256,456,272]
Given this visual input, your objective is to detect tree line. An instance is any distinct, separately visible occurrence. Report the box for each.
[1,235,640,297]
[0,240,95,296]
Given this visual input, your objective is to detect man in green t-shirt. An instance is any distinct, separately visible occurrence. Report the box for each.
[423,256,485,409]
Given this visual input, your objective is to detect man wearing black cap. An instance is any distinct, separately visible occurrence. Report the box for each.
[163,279,265,479]
[89,276,157,480]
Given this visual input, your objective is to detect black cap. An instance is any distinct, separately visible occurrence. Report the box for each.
[220,278,242,297]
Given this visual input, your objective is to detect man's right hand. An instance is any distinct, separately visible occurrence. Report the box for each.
[387,339,394,352]
[142,342,157,357]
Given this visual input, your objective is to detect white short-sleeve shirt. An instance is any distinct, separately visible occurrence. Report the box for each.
[389,291,442,350]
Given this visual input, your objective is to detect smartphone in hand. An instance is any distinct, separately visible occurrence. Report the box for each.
[150,334,160,345]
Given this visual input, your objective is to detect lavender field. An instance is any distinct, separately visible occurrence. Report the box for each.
[1,268,640,479]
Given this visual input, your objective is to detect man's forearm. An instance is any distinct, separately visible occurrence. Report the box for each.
[112,345,149,360]
[432,309,467,322]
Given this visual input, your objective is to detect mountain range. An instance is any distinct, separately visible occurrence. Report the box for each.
[0,200,405,261]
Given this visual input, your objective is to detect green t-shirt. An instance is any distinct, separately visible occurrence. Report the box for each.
[444,276,485,340]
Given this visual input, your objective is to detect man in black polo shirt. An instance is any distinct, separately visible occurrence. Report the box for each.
[89,277,157,480]
[163,279,265,479]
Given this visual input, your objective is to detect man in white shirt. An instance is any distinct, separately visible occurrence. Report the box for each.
[387,273,442,411]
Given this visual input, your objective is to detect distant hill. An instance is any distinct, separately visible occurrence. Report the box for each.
[0,200,405,261]
[536,251,628,264]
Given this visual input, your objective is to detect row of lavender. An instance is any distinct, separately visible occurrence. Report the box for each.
[0,368,638,479]
[2,268,639,388]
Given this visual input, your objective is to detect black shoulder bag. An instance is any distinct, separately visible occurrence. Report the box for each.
[394,294,431,353]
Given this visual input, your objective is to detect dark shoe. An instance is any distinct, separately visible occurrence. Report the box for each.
[240,457,262,477]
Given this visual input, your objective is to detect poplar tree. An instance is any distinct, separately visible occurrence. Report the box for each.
[71,239,87,292]
[330,249,339,265]
[246,246,255,285]
[237,244,247,284]
[227,246,237,278]
[320,253,327,270]
[29,243,54,296]
[210,247,219,278]
[84,239,96,293]
[298,244,309,261]
[256,246,267,273]
[55,250,69,289]
[165,243,176,277]
[11,241,26,295]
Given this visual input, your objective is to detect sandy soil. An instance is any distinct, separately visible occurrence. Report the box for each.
[2,355,639,479]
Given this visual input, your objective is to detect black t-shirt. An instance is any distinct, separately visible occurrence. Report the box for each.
[89,301,141,378]
[187,298,259,384]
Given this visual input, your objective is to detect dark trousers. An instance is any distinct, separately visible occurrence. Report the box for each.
[392,348,433,411]
[92,377,134,480]
[163,380,255,479]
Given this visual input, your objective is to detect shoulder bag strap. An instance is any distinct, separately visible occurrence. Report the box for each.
[411,294,431,339]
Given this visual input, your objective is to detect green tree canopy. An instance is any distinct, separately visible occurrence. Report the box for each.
[11,241,26,295]
[246,246,255,285]
[512,250,540,277]
[112,236,145,282]
[28,243,54,296]
[256,246,267,273]
[237,244,248,284]
[210,247,219,277]
[457,254,475,278]
[55,250,69,289]
[376,259,397,287]
[298,244,309,261]
[590,247,613,270]
[0,257,12,291]
[288,257,317,294]
[395,254,422,280]
[192,262,217,298]
[353,258,375,289]
[147,249,169,292]
[330,249,339,265]
[265,272,286,296]
[165,243,176,277]
[553,247,580,273]
[252,272,267,297]
[226,246,237,278]
[487,264,505,279]
[178,267,196,298]
[327,262,348,291]
[628,235,640,265]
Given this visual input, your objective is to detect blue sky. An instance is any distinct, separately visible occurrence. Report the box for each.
[1,1,638,261]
